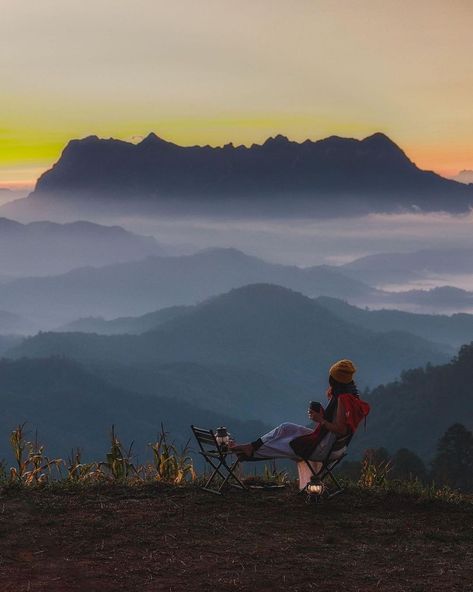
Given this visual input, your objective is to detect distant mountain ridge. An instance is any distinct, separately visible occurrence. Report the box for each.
[0,217,164,277]
[452,170,473,184]
[0,248,378,326]
[0,310,32,335]
[60,294,473,350]
[9,284,449,393]
[315,297,473,349]
[58,305,190,335]
[391,286,473,312]
[0,247,471,329]
[10,132,473,217]
[342,247,473,287]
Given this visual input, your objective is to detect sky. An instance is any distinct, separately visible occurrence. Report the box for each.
[1,0,473,188]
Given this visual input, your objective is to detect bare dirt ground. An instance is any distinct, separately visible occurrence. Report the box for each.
[0,484,472,592]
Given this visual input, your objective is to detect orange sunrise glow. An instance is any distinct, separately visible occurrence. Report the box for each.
[1,0,473,188]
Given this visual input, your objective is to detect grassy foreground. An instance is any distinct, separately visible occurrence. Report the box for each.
[0,483,472,592]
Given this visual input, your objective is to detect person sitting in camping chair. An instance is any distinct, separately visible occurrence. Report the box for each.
[230,359,370,489]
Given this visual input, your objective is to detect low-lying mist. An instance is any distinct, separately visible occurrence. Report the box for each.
[115,209,473,289]
[1,199,473,332]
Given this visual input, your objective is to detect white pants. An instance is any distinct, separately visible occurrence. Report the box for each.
[253,422,343,490]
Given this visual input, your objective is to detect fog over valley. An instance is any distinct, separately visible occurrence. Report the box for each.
[111,210,473,291]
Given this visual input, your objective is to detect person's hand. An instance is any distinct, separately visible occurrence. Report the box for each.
[307,408,324,423]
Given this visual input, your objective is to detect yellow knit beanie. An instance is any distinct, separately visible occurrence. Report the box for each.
[329,359,356,384]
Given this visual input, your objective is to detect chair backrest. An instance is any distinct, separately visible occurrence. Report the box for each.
[331,431,353,453]
[191,425,221,455]
[324,431,353,467]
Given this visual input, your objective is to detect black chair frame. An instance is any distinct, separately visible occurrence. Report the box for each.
[301,433,353,502]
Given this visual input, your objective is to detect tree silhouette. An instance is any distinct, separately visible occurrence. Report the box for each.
[431,423,473,492]
[391,448,427,482]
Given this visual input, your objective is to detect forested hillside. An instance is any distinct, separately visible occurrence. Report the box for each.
[316,296,473,349]
[9,285,448,416]
[0,357,267,460]
[352,343,473,459]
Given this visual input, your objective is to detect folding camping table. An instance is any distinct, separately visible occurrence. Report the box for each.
[191,425,247,494]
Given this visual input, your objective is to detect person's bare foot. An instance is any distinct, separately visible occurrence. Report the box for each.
[229,442,254,457]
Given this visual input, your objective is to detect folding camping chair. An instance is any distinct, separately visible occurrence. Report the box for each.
[191,425,247,495]
[301,432,353,503]
[191,425,352,500]
[235,430,353,501]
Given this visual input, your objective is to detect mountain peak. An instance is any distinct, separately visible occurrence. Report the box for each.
[360,132,412,165]
[0,217,23,231]
[76,135,100,144]
[362,132,400,149]
[139,132,170,147]
[263,134,290,146]
[192,247,266,265]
